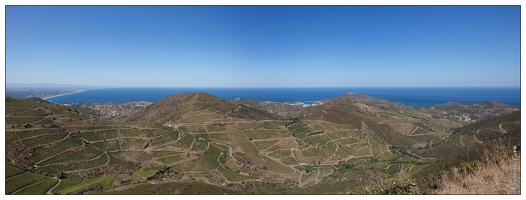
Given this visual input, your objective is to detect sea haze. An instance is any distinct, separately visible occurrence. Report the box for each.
[45,87,521,107]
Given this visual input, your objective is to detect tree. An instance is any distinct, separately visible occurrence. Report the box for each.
[159,165,169,174]
[59,172,67,179]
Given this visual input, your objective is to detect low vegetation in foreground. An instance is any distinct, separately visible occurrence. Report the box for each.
[437,140,520,194]
[358,139,521,194]
[4,92,520,194]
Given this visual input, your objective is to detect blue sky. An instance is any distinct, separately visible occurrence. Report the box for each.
[5,6,520,87]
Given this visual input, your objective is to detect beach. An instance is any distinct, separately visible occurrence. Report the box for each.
[43,89,87,100]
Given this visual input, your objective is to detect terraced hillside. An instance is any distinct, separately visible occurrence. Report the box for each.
[4,93,520,194]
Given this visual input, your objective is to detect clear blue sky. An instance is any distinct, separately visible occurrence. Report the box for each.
[6,6,520,87]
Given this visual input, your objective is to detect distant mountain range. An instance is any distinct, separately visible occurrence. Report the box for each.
[6,83,92,88]
[5,83,96,100]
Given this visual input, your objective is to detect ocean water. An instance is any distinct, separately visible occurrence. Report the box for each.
[45,87,521,107]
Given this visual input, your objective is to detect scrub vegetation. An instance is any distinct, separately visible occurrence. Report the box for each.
[5,93,520,194]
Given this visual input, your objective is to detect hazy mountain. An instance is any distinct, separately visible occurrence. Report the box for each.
[6,83,92,89]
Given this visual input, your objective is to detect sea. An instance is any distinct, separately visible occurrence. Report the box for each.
[45,87,521,107]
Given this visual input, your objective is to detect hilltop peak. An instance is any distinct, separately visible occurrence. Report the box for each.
[126,92,276,124]
[25,97,51,104]
[325,92,402,106]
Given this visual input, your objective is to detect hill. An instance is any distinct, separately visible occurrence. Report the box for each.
[322,92,403,106]
[232,98,304,119]
[25,97,52,104]
[4,92,520,194]
[125,92,277,124]
[409,110,520,193]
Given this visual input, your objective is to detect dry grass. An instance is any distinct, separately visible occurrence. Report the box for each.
[358,139,521,195]
[438,140,521,194]
[356,173,419,194]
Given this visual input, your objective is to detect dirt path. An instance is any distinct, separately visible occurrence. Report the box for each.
[450,140,460,147]
[151,153,185,162]
[6,172,29,180]
[46,178,62,194]
[401,123,412,134]
[63,152,110,173]
[321,133,340,161]
[297,172,304,187]
[291,148,299,164]
[473,134,483,144]
[443,130,453,140]
[185,136,196,150]
[316,168,322,181]
[155,139,180,148]
[410,152,435,160]
[169,119,277,127]
[11,178,47,194]
[88,138,120,143]
[35,143,86,165]
[499,123,507,134]
[118,132,124,151]
[299,168,323,187]
[406,133,434,137]
[204,124,209,134]
[18,132,65,141]
[386,145,392,154]
[239,130,268,166]
[226,106,242,116]
[253,137,287,151]
[30,115,54,124]
[6,125,117,133]
[408,126,419,135]
[327,136,359,143]
[5,107,38,117]
[175,128,182,141]
[38,152,106,167]
[407,165,414,174]
[25,132,72,149]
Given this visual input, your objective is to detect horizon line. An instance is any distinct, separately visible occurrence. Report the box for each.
[6,85,521,89]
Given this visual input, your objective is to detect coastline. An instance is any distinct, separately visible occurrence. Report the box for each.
[43,89,88,101]
[37,87,520,107]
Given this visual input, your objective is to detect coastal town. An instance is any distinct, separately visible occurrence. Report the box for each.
[454,114,477,123]
[73,101,153,118]
[284,101,325,107]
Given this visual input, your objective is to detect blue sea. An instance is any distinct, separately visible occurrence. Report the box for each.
[45,87,521,107]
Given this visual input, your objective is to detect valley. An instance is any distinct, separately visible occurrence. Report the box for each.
[4,92,520,194]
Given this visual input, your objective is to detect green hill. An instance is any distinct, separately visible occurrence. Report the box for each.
[25,97,52,104]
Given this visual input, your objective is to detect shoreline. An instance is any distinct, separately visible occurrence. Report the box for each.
[43,89,89,100]
[36,88,520,107]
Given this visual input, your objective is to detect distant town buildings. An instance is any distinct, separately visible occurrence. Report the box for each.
[284,101,325,107]
[75,101,152,118]
[453,115,477,123]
